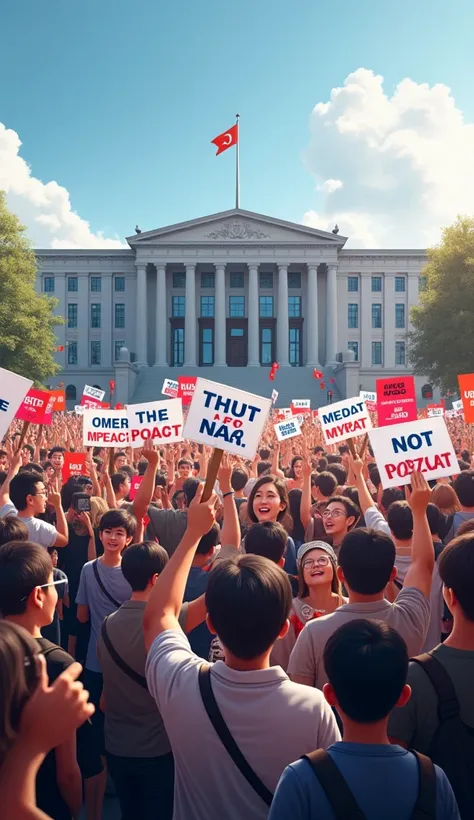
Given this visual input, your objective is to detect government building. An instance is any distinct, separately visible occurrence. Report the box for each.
[35,208,435,408]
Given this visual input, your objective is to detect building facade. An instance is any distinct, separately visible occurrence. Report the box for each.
[35,208,433,408]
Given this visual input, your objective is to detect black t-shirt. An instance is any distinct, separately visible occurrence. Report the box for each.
[58,525,90,602]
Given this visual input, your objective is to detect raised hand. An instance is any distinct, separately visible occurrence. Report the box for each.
[407,471,431,514]
[187,483,219,538]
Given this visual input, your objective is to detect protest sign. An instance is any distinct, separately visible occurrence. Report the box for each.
[129,475,143,501]
[318,396,372,445]
[452,399,463,412]
[62,452,86,482]
[126,399,183,446]
[82,409,129,448]
[0,368,33,441]
[49,389,66,412]
[161,378,179,398]
[427,403,444,418]
[16,389,55,425]
[360,390,377,411]
[74,405,84,415]
[183,378,271,458]
[369,417,457,489]
[274,417,302,442]
[178,377,197,404]
[457,373,474,424]
[271,389,279,405]
[291,399,311,415]
[80,385,105,409]
[376,377,417,427]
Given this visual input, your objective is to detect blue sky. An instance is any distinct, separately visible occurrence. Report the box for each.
[1,0,473,247]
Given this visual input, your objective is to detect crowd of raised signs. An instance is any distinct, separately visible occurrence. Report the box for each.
[0,364,474,820]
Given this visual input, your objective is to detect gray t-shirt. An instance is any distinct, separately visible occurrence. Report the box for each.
[76,559,132,673]
[146,508,188,556]
[0,504,58,548]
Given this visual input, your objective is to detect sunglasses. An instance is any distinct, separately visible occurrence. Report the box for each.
[20,578,67,603]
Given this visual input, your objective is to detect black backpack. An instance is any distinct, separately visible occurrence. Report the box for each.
[411,653,474,819]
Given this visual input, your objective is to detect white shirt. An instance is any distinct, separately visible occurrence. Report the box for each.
[0,503,57,548]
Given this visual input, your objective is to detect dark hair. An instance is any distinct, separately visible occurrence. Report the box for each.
[338,528,395,594]
[259,448,271,461]
[426,503,442,537]
[9,472,45,512]
[381,487,404,510]
[177,459,192,469]
[61,477,82,512]
[327,464,347,487]
[453,471,474,508]
[48,446,65,458]
[314,446,325,455]
[244,522,288,564]
[42,460,54,472]
[312,471,337,499]
[196,523,220,556]
[0,471,7,488]
[324,620,408,722]
[326,495,359,526]
[93,447,105,457]
[137,461,148,476]
[121,541,169,591]
[76,476,93,489]
[288,489,305,543]
[113,451,127,462]
[118,464,134,479]
[317,457,329,473]
[0,541,53,616]
[257,461,272,477]
[183,477,200,506]
[98,509,136,538]
[369,465,381,488]
[21,444,34,457]
[386,501,413,541]
[461,449,470,463]
[338,445,349,455]
[0,517,29,546]
[289,456,303,480]
[327,454,342,465]
[231,468,248,492]
[22,462,44,476]
[155,473,167,488]
[0,449,7,458]
[342,485,360,509]
[111,472,129,493]
[171,490,185,509]
[438,533,474,621]
[0,621,42,767]
[205,554,292,659]
[457,459,470,472]
[247,475,289,524]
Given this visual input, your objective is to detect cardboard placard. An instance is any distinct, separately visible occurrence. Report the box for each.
[360,390,377,412]
[126,399,184,446]
[0,368,33,441]
[318,396,372,445]
[427,405,444,417]
[271,389,279,405]
[161,378,179,398]
[183,378,271,458]
[62,452,86,482]
[80,385,105,409]
[368,417,457,488]
[82,409,130,448]
[452,399,463,412]
[291,399,311,415]
[178,377,197,404]
[274,418,302,442]
[49,389,66,412]
[16,388,55,425]
[457,374,474,424]
[376,377,417,427]
[74,405,84,415]
[129,475,143,501]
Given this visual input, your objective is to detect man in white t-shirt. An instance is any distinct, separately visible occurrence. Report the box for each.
[144,485,340,820]
[8,470,68,549]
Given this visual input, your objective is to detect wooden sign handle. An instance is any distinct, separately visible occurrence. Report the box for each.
[347,438,357,459]
[109,448,115,477]
[358,434,369,460]
[201,448,223,502]
[16,421,30,453]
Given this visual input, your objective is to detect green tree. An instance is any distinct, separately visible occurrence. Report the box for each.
[409,216,474,394]
[0,191,63,385]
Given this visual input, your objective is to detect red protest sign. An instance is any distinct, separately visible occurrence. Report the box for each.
[375,377,417,427]
[62,452,86,482]
[129,475,143,501]
[178,376,197,404]
[49,389,66,412]
[16,389,55,425]
[458,373,474,424]
[80,396,103,409]
[115,403,124,410]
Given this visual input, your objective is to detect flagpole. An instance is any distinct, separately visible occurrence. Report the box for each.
[235,113,240,209]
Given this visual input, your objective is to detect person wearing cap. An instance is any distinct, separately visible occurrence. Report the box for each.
[271,541,347,672]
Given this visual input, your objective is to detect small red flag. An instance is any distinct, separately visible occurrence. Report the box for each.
[211,123,238,156]
[57,346,64,352]
[109,380,116,392]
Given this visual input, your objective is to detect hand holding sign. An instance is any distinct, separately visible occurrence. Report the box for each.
[187,483,219,537]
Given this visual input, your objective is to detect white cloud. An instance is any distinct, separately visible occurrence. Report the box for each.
[303,68,474,248]
[0,122,126,249]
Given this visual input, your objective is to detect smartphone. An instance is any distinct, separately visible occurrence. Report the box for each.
[72,492,91,513]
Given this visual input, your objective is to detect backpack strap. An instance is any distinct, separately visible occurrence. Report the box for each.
[198,664,273,807]
[411,653,460,722]
[303,750,365,819]
[100,617,148,690]
[411,751,437,819]
[92,559,121,609]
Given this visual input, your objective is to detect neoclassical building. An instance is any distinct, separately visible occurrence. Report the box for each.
[35,208,433,407]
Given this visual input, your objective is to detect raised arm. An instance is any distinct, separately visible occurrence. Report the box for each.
[48,480,68,548]
[271,442,285,478]
[0,450,22,508]
[403,471,434,598]
[300,457,313,529]
[132,441,159,522]
[217,454,240,551]
[350,456,378,515]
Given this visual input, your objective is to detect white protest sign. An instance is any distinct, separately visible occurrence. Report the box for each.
[126,399,183,446]
[452,399,463,411]
[271,389,279,405]
[0,368,33,440]
[82,409,129,448]
[318,396,372,445]
[274,417,302,442]
[427,407,444,417]
[74,405,84,415]
[360,390,376,404]
[292,399,310,409]
[183,378,271,458]
[368,417,457,489]
[83,384,105,402]
[445,409,457,418]
[161,378,179,399]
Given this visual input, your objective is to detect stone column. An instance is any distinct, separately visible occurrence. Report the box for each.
[154,264,168,366]
[360,273,372,368]
[77,274,89,368]
[384,273,396,368]
[277,265,290,366]
[306,265,319,366]
[55,273,67,370]
[326,264,338,364]
[184,264,197,366]
[135,264,148,366]
[214,265,227,366]
[101,273,112,367]
[248,264,260,366]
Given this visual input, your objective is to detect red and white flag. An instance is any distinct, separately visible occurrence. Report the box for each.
[211,123,238,156]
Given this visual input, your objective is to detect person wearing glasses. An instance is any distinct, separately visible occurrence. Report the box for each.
[321,496,359,557]
[6,470,68,549]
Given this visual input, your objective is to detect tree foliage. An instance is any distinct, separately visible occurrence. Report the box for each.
[0,191,62,385]
[409,216,474,394]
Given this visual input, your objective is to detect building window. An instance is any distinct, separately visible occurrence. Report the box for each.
[419,275,427,292]
[68,277,78,292]
[259,272,273,289]
[91,304,101,329]
[261,327,273,364]
[259,296,273,317]
[230,272,244,288]
[348,341,359,361]
[372,341,383,365]
[115,303,125,328]
[289,327,301,366]
[229,295,245,317]
[200,296,215,317]
[421,383,433,400]
[201,273,215,289]
[372,276,382,292]
[348,304,359,329]
[114,341,125,360]
[90,341,101,365]
[288,272,301,289]
[67,304,78,328]
[172,327,184,366]
[172,296,185,317]
[395,276,406,293]
[288,296,301,318]
[90,276,101,292]
[173,272,186,289]
[43,276,55,293]
[395,303,405,328]
[67,343,77,365]
[372,303,382,328]
[348,276,359,292]
[114,276,125,292]
[65,384,77,400]
[395,341,406,365]
[201,327,214,364]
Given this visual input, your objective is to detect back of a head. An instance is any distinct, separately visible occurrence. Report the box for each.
[244,522,288,564]
[338,528,395,594]
[453,470,474,508]
[386,501,413,541]
[438,533,474,621]
[137,460,148,476]
[182,477,200,507]
[327,463,347,487]
[430,483,460,514]
[231,468,248,492]
[111,472,128,492]
[89,496,109,529]
[324,619,408,722]
[0,517,29,547]
[368,464,381,489]
[205,554,292,660]
[426,503,441,537]
[0,541,52,616]
[257,461,271,477]
[314,471,337,499]
[196,523,220,556]
[121,541,169,591]
[381,487,404,511]
[61,477,83,511]
[327,454,342,465]
[259,448,271,462]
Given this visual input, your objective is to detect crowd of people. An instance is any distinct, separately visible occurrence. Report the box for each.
[0,405,473,820]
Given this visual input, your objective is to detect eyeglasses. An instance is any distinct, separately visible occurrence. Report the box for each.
[20,578,67,603]
[33,490,48,497]
[302,556,331,569]
[322,509,346,520]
